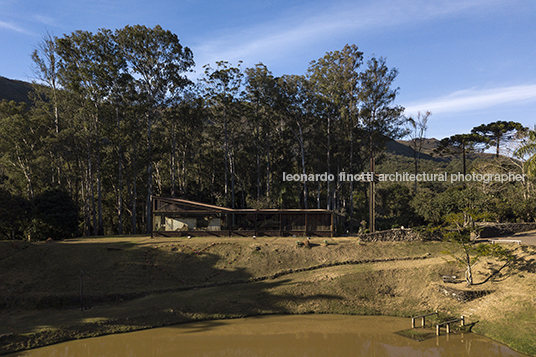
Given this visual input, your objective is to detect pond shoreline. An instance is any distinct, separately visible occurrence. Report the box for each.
[4,314,528,357]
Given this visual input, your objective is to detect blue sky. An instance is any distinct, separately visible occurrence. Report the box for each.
[1,0,536,139]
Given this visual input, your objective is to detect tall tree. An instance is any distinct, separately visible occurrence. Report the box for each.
[32,32,61,134]
[278,75,316,208]
[359,56,405,232]
[244,63,278,202]
[201,61,244,208]
[0,101,49,198]
[56,29,127,235]
[406,111,431,193]
[115,25,194,233]
[472,120,526,158]
[307,44,364,212]
[434,133,488,177]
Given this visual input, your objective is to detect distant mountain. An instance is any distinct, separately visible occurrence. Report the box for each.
[380,137,499,179]
[0,76,35,106]
[385,138,445,162]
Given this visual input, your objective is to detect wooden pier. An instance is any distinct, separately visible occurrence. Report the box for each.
[411,311,438,328]
[435,316,465,336]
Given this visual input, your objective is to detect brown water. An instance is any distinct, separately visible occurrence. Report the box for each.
[7,315,528,357]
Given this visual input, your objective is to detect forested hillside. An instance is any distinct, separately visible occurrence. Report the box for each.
[0,25,533,239]
[0,76,35,105]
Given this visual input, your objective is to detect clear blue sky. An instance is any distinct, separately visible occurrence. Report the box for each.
[1,0,535,139]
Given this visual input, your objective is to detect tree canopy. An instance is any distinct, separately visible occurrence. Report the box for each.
[0,27,533,239]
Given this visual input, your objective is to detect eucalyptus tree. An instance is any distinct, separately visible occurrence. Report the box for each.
[201,61,244,208]
[0,101,48,198]
[307,44,364,211]
[56,29,127,235]
[160,93,204,198]
[31,32,61,134]
[277,74,317,208]
[115,25,194,233]
[32,32,76,191]
[471,120,526,158]
[244,63,279,201]
[358,56,405,232]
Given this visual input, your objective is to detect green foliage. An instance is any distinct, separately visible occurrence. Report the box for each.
[0,187,29,239]
[27,188,78,240]
[472,120,527,157]
[441,209,514,285]
[2,28,535,238]
[515,129,536,178]
[376,184,421,229]
[413,224,444,241]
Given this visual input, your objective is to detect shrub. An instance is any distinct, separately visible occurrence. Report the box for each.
[26,188,78,240]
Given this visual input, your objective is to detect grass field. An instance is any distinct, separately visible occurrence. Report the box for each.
[1,236,535,355]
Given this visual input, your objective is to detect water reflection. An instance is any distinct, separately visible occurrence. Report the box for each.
[7,315,527,357]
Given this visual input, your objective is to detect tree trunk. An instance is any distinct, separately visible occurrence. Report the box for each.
[146,112,153,234]
[224,108,229,203]
[327,116,331,210]
[299,124,308,209]
[170,121,176,197]
[131,138,137,235]
[464,245,474,285]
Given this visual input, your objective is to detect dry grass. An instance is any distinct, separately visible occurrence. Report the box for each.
[1,237,535,355]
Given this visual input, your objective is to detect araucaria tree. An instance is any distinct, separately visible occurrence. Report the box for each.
[472,120,526,158]
[434,133,488,177]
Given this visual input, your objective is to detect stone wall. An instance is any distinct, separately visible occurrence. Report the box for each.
[477,222,536,238]
[356,222,536,242]
[359,228,420,242]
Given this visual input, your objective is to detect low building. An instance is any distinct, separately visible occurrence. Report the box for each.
[152,197,333,237]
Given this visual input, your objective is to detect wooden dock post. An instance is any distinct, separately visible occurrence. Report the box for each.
[435,316,466,336]
[411,311,438,329]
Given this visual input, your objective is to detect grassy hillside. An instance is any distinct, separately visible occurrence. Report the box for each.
[1,236,535,355]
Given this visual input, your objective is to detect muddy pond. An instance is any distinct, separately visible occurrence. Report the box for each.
[6,315,528,356]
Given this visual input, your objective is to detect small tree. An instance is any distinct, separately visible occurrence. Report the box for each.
[442,213,513,286]
[406,111,431,193]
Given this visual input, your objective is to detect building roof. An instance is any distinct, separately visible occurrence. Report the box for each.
[152,197,332,213]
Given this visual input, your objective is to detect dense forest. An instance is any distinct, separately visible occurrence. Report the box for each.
[0,25,534,240]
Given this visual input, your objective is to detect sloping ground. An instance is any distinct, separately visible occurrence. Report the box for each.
[0,237,535,355]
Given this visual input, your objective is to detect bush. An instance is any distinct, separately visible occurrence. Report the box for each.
[26,188,78,240]
[0,187,28,240]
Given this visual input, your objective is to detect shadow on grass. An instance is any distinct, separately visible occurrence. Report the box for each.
[0,239,344,355]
